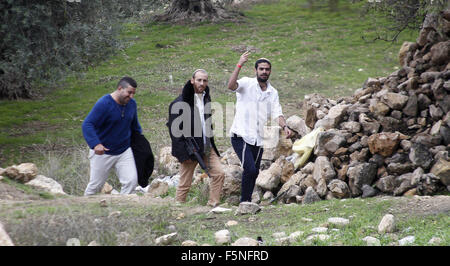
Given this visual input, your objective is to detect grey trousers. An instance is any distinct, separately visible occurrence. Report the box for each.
[84,147,138,195]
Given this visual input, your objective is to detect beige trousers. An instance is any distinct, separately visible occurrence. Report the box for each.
[176,151,225,206]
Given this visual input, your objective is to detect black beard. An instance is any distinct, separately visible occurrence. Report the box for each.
[257,76,268,82]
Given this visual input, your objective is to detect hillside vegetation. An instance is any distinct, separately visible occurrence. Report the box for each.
[0,0,416,168]
[0,0,448,248]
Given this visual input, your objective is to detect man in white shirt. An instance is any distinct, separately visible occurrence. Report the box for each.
[227,51,292,202]
[167,69,225,207]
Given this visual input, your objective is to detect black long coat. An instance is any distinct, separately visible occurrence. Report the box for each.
[131,131,154,187]
[166,80,220,163]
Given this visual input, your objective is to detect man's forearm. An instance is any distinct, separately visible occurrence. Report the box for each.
[228,51,250,91]
[227,65,241,91]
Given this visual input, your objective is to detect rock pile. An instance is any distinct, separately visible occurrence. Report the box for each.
[154,11,449,205]
[250,10,450,204]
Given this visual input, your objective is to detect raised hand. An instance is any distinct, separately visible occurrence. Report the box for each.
[238,51,251,66]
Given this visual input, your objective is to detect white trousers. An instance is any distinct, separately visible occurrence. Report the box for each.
[84,147,137,195]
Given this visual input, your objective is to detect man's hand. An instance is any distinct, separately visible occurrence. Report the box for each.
[228,51,251,91]
[284,126,293,139]
[94,143,110,155]
[238,51,251,66]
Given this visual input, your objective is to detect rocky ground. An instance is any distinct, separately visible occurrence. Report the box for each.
[1,180,448,218]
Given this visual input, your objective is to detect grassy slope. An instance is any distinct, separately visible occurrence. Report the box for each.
[0,0,417,166]
[0,194,448,246]
[0,1,448,246]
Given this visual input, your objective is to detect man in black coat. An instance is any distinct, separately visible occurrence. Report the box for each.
[167,69,225,207]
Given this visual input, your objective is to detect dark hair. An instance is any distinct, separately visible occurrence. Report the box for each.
[117,76,137,89]
[255,58,271,69]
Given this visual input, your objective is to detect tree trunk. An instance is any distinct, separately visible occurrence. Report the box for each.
[154,0,238,23]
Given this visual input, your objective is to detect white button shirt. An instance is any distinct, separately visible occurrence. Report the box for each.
[230,77,283,146]
[194,92,207,145]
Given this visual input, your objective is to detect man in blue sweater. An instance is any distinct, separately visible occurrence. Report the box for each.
[82,77,142,195]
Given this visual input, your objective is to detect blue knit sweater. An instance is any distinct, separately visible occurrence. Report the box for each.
[82,94,142,155]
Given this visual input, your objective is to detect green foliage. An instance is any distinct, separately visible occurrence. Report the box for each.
[354,0,448,42]
[0,0,164,99]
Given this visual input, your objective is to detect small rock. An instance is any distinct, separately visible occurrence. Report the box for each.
[209,207,232,214]
[155,232,177,245]
[66,238,81,246]
[428,237,442,245]
[108,211,121,219]
[362,236,381,246]
[328,217,350,227]
[225,220,238,227]
[398,236,415,246]
[100,199,107,207]
[182,240,198,246]
[272,232,286,238]
[101,182,113,194]
[288,231,304,243]
[88,240,100,246]
[378,214,396,234]
[311,227,328,233]
[361,184,378,198]
[304,234,330,244]
[235,202,261,215]
[274,237,290,245]
[231,237,259,246]
[215,229,231,245]
[302,187,321,204]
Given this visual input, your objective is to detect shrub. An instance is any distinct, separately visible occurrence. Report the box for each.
[0,0,163,99]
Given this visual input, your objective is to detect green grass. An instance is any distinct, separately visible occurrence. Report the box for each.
[0,0,417,167]
[0,196,448,246]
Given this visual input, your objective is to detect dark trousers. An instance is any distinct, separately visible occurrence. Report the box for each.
[231,135,263,202]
